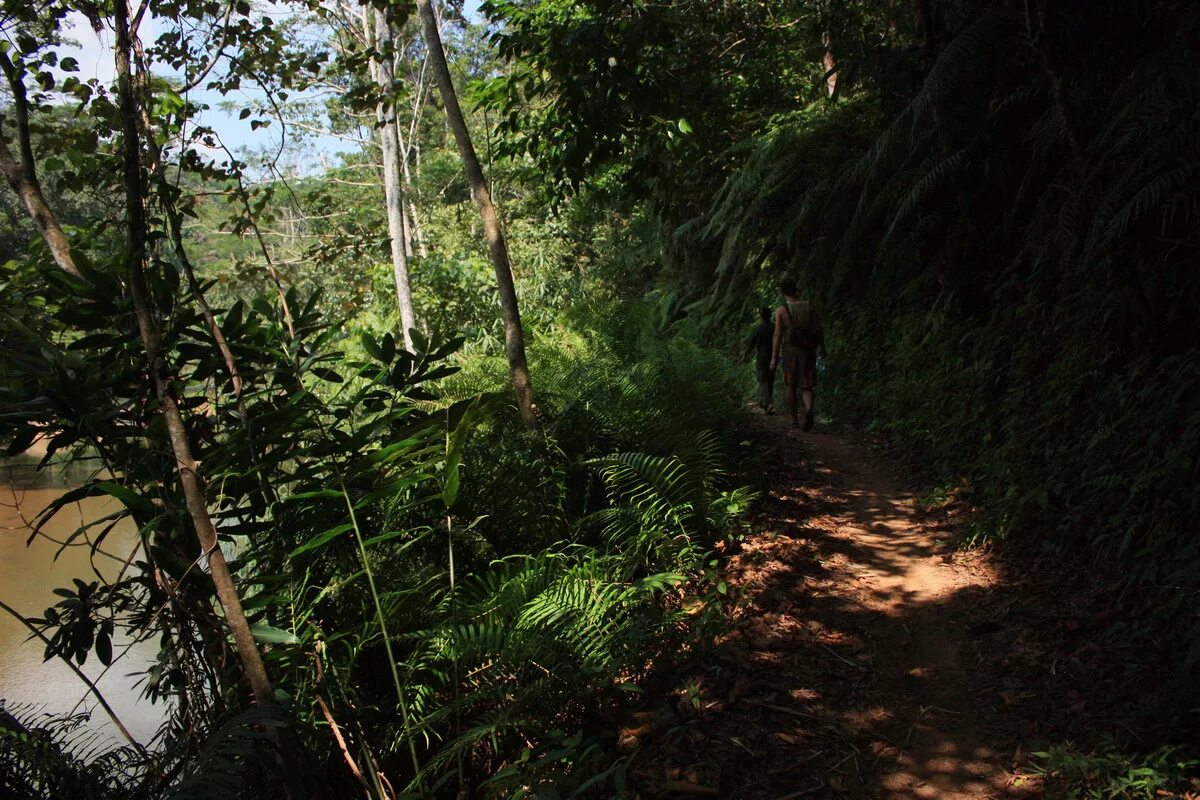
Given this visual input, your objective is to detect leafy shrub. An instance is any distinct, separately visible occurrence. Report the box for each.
[1034,743,1200,800]
[698,2,1200,694]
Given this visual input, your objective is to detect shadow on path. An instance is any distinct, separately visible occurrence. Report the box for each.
[631,417,1054,798]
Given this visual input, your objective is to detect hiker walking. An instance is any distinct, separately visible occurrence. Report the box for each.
[770,278,825,430]
[746,306,776,413]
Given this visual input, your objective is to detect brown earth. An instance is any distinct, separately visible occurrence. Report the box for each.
[627,411,1174,799]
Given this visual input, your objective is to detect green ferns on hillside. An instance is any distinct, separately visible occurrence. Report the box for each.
[700,4,1200,677]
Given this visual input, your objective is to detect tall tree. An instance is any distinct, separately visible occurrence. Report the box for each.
[108,0,275,707]
[365,5,417,347]
[415,0,538,429]
[822,0,838,100]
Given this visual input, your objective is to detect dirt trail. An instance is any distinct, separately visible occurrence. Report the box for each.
[796,430,1013,799]
[635,415,1051,798]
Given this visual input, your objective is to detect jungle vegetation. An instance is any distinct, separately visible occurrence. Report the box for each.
[0,0,1197,796]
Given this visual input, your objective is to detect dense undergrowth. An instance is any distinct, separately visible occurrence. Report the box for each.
[0,252,751,797]
[699,5,1200,724]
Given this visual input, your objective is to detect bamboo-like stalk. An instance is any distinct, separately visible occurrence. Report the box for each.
[339,479,424,792]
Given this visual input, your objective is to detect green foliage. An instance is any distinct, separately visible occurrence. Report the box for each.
[2,233,747,798]
[1034,743,1200,799]
[360,296,753,795]
[699,0,1200,691]
[166,706,301,800]
[478,0,912,204]
[0,704,152,800]
[17,0,1198,796]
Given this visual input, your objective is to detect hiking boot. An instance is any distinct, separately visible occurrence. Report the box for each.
[802,409,814,432]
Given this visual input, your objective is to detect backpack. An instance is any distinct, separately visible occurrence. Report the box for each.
[784,301,819,350]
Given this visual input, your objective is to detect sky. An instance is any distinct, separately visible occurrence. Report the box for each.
[52,0,485,177]
[54,9,356,176]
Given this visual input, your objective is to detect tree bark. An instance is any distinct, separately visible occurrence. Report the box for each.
[822,29,838,99]
[0,54,82,278]
[367,6,417,349]
[396,122,429,259]
[911,0,935,61]
[112,0,274,707]
[128,34,257,442]
[415,0,539,430]
[401,56,430,260]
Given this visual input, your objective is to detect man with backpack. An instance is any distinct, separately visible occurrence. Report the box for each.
[770,278,825,430]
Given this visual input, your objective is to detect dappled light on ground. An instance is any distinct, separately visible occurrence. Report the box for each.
[629,417,1063,798]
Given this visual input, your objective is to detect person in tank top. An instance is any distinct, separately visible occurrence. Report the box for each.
[770,278,825,430]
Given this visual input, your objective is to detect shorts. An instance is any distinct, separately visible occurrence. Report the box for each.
[756,360,775,384]
[781,348,817,390]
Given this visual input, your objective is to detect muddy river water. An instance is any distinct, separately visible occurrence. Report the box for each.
[0,451,164,748]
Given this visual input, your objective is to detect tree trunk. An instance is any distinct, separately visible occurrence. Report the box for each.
[396,122,429,259]
[0,54,82,278]
[112,0,274,707]
[911,0,935,60]
[367,6,417,349]
[820,0,838,100]
[822,30,838,99]
[415,0,539,430]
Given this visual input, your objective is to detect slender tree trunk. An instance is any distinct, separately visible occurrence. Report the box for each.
[400,59,431,259]
[396,123,429,259]
[911,0,935,61]
[402,206,414,258]
[127,36,257,440]
[367,6,417,349]
[820,0,838,100]
[112,0,274,707]
[415,0,539,430]
[0,54,81,277]
[822,29,838,99]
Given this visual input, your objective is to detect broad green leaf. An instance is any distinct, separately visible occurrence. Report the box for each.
[95,481,155,514]
[443,399,482,509]
[289,523,353,557]
[285,489,342,502]
[250,623,299,645]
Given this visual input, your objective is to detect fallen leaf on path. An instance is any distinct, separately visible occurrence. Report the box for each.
[728,673,753,703]
[907,667,933,679]
[661,779,720,796]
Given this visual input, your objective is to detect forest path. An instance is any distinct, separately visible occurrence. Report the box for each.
[769,425,1016,799]
[636,412,1048,798]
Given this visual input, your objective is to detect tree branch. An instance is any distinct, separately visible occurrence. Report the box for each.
[0,52,81,277]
